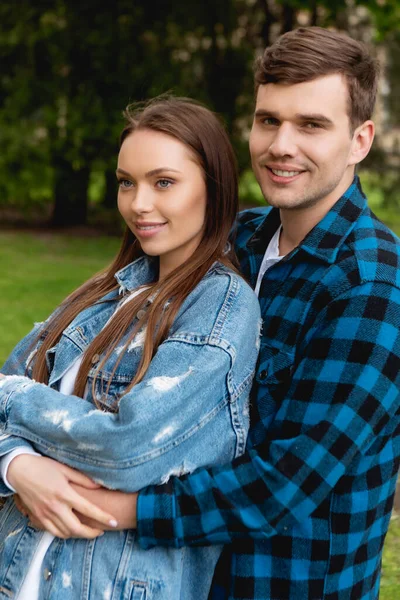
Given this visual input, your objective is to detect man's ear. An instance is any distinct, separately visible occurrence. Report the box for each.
[349,120,375,166]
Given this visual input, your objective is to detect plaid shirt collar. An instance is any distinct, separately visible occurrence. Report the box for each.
[246,175,367,265]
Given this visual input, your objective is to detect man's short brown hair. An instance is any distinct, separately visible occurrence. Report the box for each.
[254,27,379,132]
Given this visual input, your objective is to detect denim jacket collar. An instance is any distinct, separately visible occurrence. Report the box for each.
[114,255,158,294]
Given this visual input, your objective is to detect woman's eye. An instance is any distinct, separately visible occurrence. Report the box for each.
[156,179,173,189]
[118,179,133,189]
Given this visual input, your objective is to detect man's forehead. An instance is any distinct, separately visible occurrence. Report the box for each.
[254,74,349,117]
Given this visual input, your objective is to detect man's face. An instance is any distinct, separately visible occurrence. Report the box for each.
[249,74,360,212]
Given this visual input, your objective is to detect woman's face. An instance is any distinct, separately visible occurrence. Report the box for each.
[117,129,207,278]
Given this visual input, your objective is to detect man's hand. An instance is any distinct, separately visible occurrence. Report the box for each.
[71,484,138,530]
[8,455,118,538]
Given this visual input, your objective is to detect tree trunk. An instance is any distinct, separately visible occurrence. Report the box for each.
[311,1,318,26]
[103,169,117,210]
[256,0,274,48]
[282,3,295,33]
[51,157,90,227]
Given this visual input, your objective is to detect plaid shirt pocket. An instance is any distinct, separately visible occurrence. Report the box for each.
[250,344,295,445]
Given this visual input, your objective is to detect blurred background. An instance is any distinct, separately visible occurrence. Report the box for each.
[0,1,399,594]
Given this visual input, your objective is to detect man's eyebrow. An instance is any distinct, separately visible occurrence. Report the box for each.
[296,113,334,125]
[254,109,333,126]
[254,109,279,119]
[116,167,182,178]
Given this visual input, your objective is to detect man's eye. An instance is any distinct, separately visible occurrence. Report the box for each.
[304,122,320,129]
[263,118,279,126]
[156,179,173,189]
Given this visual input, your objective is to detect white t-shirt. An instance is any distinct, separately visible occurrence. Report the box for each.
[255,225,284,296]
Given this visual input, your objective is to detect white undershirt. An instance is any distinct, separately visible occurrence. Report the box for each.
[1,287,147,599]
[255,225,284,296]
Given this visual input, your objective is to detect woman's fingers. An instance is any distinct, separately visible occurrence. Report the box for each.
[36,516,71,539]
[43,507,103,539]
[27,515,44,530]
[30,487,115,537]
[13,494,27,515]
[60,464,101,489]
[9,455,116,538]
[68,489,118,529]
[23,498,105,539]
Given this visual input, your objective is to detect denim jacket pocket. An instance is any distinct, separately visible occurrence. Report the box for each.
[88,368,134,412]
[127,580,147,600]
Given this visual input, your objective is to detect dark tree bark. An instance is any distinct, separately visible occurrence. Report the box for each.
[51,157,90,226]
[103,169,118,210]
[282,3,295,33]
[256,0,275,47]
[311,1,318,26]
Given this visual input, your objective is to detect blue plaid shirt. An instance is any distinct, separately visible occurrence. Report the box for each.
[137,177,400,600]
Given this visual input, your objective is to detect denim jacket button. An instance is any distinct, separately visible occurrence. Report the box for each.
[91,354,100,365]
[43,568,52,580]
[137,309,147,320]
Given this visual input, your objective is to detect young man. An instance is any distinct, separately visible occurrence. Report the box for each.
[11,26,400,600]
[134,27,400,599]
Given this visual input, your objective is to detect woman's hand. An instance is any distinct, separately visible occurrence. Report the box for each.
[8,455,118,539]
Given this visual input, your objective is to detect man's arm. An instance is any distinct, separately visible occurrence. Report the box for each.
[70,485,138,530]
[135,281,400,548]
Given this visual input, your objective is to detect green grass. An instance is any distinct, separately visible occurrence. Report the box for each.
[381,514,400,600]
[0,231,119,365]
[0,229,399,596]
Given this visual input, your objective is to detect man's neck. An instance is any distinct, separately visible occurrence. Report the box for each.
[278,178,354,255]
[279,206,326,255]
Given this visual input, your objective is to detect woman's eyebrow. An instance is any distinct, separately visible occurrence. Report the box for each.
[116,167,182,178]
[144,167,182,177]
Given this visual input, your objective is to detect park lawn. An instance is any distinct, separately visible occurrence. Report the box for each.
[0,229,399,598]
[0,231,120,365]
[381,514,400,600]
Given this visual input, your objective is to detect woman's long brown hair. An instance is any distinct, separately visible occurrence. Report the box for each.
[31,97,239,409]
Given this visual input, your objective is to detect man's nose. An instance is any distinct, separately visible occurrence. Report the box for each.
[268,123,297,157]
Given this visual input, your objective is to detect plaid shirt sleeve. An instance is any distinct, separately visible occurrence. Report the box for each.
[136,279,400,548]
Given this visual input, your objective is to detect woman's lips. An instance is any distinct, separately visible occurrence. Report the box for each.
[134,222,167,237]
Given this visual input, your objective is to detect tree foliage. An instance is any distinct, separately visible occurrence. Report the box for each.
[0,0,398,225]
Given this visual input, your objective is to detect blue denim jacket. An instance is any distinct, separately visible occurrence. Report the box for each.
[0,256,260,600]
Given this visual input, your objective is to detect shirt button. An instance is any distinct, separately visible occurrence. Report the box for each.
[259,368,268,379]
[137,309,147,320]
[43,568,52,580]
[91,353,100,364]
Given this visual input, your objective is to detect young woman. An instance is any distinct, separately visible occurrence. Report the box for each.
[0,97,260,599]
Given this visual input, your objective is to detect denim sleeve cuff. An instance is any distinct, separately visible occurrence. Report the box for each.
[0,375,34,403]
[136,485,180,549]
[0,376,37,425]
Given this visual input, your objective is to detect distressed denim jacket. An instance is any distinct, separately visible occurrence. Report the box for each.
[0,256,260,600]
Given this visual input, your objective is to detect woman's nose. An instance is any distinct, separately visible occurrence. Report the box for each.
[131,187,154,213]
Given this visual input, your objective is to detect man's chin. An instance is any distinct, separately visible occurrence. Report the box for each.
[262,190,300,209]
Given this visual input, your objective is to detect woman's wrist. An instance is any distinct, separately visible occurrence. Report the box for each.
[1,448,41,492]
